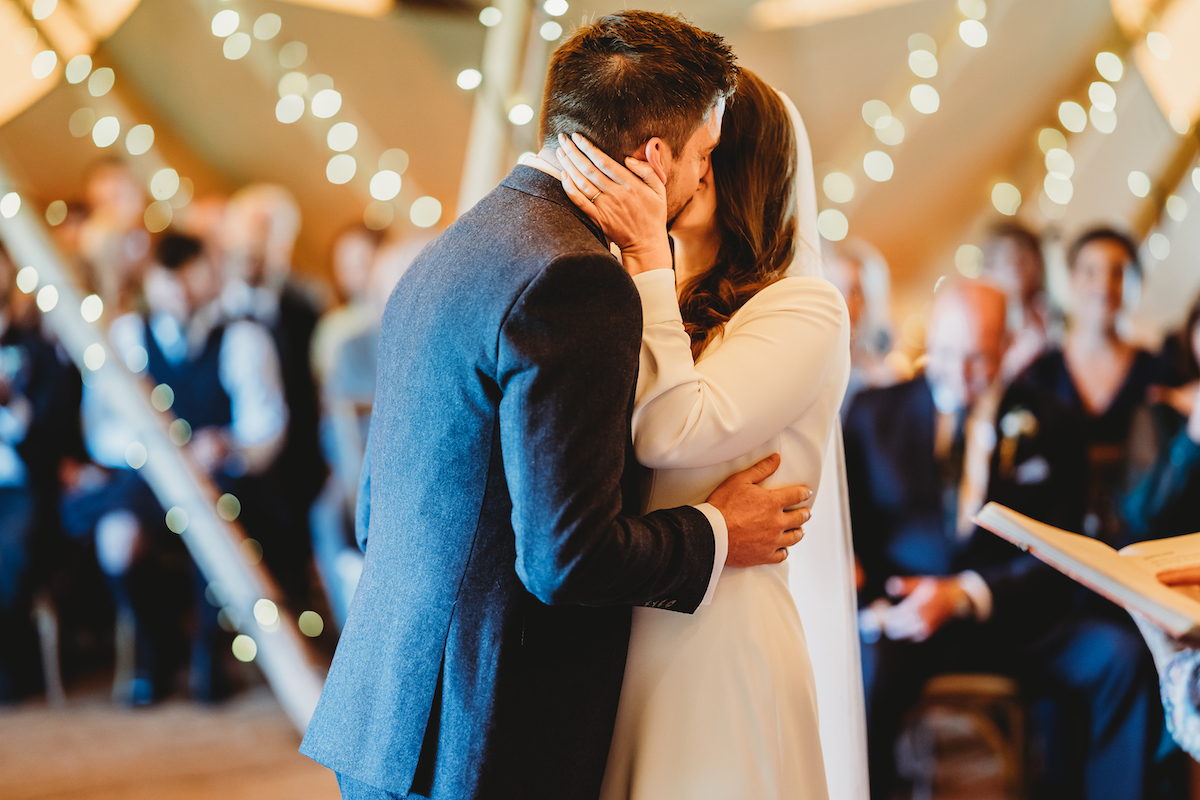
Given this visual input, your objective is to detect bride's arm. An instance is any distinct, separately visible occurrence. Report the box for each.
[632,274,850,470]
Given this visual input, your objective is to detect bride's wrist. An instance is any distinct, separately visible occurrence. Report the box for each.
[619,240,673,276]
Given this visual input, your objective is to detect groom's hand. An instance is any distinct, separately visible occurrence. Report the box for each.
[706,454,812,567]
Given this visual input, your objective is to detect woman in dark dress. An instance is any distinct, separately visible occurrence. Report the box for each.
[1014,228,1168,545]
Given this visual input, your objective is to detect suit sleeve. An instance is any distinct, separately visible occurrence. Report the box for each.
[842,393,888,604]
[497,254,716,612]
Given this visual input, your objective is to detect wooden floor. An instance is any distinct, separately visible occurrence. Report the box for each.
[0,687,340,800]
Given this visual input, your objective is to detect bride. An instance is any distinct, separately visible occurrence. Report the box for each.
[557,69,867,799]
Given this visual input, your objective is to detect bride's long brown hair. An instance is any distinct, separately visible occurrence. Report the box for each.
[677,69,799,358]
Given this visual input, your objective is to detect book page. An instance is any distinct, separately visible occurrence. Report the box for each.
[975,503,1200,637]
[1120,532,1200,585]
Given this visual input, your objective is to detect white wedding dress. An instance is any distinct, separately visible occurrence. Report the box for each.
[598,97,869,800]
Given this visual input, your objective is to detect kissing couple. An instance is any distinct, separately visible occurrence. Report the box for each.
[302,10,867,800]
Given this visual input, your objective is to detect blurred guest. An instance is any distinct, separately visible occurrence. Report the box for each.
[1013,228,1169,546]
[824,238,898,414]
[982,223,1059,382]
[0,246,81,700]
[309,231,427,625]
[1123,297,1200,540]
[846,281,1158,800]
[78,159,150,314]
[220,184,326,604]
[64,233,287,702]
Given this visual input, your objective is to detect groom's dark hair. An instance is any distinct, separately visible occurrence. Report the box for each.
[540,11,738,160]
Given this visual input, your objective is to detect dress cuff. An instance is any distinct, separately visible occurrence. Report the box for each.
[632,269,683,326]
[694,502,728,606]
[956,570,994,622]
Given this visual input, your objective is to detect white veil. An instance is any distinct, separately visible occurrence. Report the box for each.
[777,90,871,800]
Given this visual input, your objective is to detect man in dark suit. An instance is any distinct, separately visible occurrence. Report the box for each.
[845,282,1160,800]
[301,12,811,800]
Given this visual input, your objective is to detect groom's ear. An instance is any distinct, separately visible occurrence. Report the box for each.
[641,138,670,185]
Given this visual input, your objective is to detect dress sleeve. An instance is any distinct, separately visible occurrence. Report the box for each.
[631,271,850,470]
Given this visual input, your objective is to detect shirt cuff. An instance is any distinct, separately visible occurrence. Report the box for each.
[956,570,994,622]
[631,269,683,326]
[694,502,728,606]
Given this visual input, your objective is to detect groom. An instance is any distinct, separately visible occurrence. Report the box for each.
[301,11,812,800]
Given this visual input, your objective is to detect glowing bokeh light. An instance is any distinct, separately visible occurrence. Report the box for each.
[0,192,19,219]
[88,67,114,97]
[46,200,67,226]
[822,172,854,203]
[327,121,358,152]
[31,50,57,80]
[1088,81,1116,112]
[92,116,120,148]
[125,124,155,155]
[1096,52,1123,82]
[992,183,1021,216]
[223,32,252,60]
[69,108,95,138]
[217,493,241,521]
[508,104,534,125]
[150,383,174,411]
[411,197,442,228]
[1058,101,1086,132]
[875,116,905,145]
[544,0,569,15]
[1043,174,1073,205]
[125,441,147,469]
[370,170,402,201]
[1038,127,1067,154]
[144,201,172,233]
[863,151,894,182]
[299,611,324,637]
[955,244,984,277]
[165,506,188,533]
[540,21,563,41]
[1128,171,1150,198]
[212,9,239,37]
[254,598,280,629]
[327,154,357,184]
[1169,110,1190,135]
[80,294,103,322]
[908,50,937,79]
[65,54,91,84]
[861,100,891,128]
[908,33,936,55]
[279,41,307,69]
[16,267,38,294]
[278,71,308,97]
[125,346,149,373]
[32,0,57,20]
[958,0,986,19]
[1045,148,1074,179]
[1166,195,1187,222]
[910,84,940,114]
[457,69,482,90]
[380,149,409,174]
[150,168,180,201]
[959,19,987,48]
[479,6,502,26]
[275,95,304,123]
[817,209,849,241]
[1089,106,1117,133]
[254,13,282,40]
[1146,32,1171,61]
[232,635,257,662]
[1149,232,1170,260]
[36,285,57,313]
[311,89,342,118]
[364,201,394,231]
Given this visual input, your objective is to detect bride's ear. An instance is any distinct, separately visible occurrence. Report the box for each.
[642,138,670,185]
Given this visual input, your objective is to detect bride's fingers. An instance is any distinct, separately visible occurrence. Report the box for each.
[559,169,603,225]
[559,135,623,194]
[557,146,601,204]
[569,133,631,187]
[624,157,666,196]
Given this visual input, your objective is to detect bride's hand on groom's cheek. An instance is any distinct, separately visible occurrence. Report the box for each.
[557,133,672,276]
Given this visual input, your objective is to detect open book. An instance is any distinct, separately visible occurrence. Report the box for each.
[974,503,1200,638]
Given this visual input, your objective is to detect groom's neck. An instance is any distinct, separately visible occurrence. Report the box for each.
[524,148,564,179]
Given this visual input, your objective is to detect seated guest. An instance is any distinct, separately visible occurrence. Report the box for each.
[0,247,81,700]
[824,238,899,415]
[1123,297,1200,540]
[1013,227,1169,546]
[845,281,1160,800]
[981,222,1059,382]
[65,233,287,702]
[220,185,326,604]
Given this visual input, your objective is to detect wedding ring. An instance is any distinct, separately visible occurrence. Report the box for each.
[589,189,601,202]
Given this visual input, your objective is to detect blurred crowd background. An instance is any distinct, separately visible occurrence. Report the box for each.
[2,0,1200,798]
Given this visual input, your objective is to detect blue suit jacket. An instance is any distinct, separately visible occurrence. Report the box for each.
[300,167,716,799]
[844,377,1088,629]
